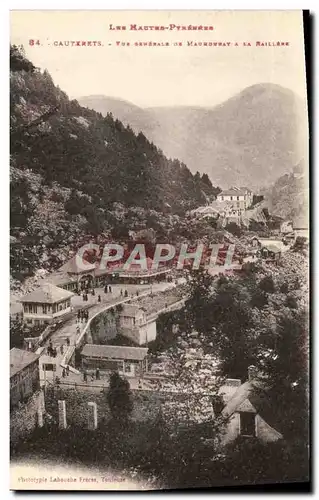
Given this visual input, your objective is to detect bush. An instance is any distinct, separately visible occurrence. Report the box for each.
[258,275,275,293]
[225,222,242,237]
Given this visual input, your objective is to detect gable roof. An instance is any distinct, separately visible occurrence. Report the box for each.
[219,186,251,197]
[10,348,39,378]
[262,244,281,254]
[81,344,148,361]
[58,255,96,275]
[20,283,74,304]
[44,270,77,287]
[221,380,283,435]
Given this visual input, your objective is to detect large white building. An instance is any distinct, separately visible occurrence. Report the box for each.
[217,187,253,211]
[119,304,157,346]
[20,283,74,326]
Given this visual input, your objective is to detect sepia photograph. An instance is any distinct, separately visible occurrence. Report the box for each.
[9,9,310,491]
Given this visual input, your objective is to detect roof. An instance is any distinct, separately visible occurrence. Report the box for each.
[58,255,96,275]
[81,344,148,361]
[44,271,77,287]
[20,283,74,304]
[10,348,39,378]
[262,244,281,254]
[218,187,251,197]
[221,380,283,435]
[121,304,145,317]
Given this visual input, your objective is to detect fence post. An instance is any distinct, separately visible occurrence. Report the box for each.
[58,400,67,429]
[87,402,98,430]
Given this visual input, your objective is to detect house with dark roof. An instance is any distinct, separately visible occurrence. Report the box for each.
[20,283,74,326]
[10,348,40,407]
[80,344,149,378]
[218,366,283,446]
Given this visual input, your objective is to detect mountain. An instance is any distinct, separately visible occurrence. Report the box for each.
[260,159,309,221]
[10,45,219,282]
[79,84,308,189]
[78,95,158,135]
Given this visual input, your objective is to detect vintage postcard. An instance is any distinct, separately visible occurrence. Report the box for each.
[10,10,309,491]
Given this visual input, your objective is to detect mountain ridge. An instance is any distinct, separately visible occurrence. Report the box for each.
[79,83,308,189]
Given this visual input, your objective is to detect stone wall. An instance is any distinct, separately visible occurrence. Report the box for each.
[45,387,172,428]
[86,308,118,345]
[10,390,45,448]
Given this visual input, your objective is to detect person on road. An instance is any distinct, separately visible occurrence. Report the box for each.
[96,368,100,380]
[108,285,112,293]
[83,370,87,382]
[104,285,108,293]
[120,289,123,296]
[91,289,95,296]
[98,294,101,303]
[66,337,70,346]
[124,289,128,297]
[62,367,66,378]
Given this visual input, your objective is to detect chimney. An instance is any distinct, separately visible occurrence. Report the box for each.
[248,365,258,382]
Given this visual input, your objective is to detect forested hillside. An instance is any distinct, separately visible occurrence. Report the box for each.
[261,159,308,221]
[10,45,219,282]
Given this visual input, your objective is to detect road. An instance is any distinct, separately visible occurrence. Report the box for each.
[39,280,184,389]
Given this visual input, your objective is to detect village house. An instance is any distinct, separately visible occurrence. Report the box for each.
[218,366,283,446]
[258,244,281,263]
[47,254,97,291]
[81,344,149,378]
[119,304,157,345]
[10,348,40,408]
[20,283,74,325]
[217,187,253,211]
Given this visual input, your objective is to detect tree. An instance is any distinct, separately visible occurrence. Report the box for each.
[259,275,275,293]
[258,310,309,441]
[225,222,242,237]
[10,45,35,73]
[107,371,133,424]
[10,317,25,349]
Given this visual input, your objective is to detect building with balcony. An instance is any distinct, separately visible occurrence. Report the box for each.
[20,283,74,326]
[217,187,253,211]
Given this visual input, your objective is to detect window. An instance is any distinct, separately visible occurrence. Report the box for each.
[237,196,240,200]
[240,412,256,437]
[43,304,48,314]
[230,196,233,201]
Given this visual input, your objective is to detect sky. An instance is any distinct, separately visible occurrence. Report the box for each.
[10,10,308,108]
